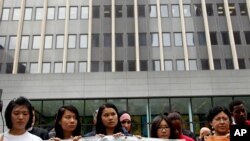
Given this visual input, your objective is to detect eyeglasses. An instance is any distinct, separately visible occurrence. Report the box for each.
[121,121,131,124]
[157,126,170,131]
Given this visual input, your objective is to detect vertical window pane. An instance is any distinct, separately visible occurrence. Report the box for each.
[35,7,43,20]
[177,60,185,71]
[149,5,157,18]
[92,6,100,18]
[153,60,160,71]
[164,60,173,71]
[13,8,20,20]
[233,32,241,44]
[229,4,236,16]
[42,63,50,73]
[6,63,13,73]
[189,60,197,70]
[80,35,88,48]
[238,59,246,69]
[67,62,75,73]
[161,5,168,17]
[54,62,62,73]
[30,63,38,73]
[201,59,209,70]
[0,36,6,48]
[70,7,77,19]
[245,31,250,44]
[186,33,194,46]
[174,33,182,46]
[214,59,221,70]
[198,32,206,46]
[9,36,17,49]
[21,36,29,49]
[104,61,111,72]
[221,32,229,45]
[116,5,122,18]
[151,33,159,47]
[1,8,10,20]
[79,62,87,72]
[127,33,135,47]
[127,5,134,17]
[194,4,202,16]
[32,36,40,49]
[24,8,32,20]
[47,7,55,20]
[172,5,180,17]
[104,34,111,47]
[91,61,99,72]
[18,63,26,73]
[183,5,191,17]
[163,33,170,47]
[81,7,88,19]
[116,33,123,47]
[239,3,248,16]
[44,35,53,49]
[139,33,147,46]
[56,35,64,48]
[140,60,148,71]
[210,32,218,45]
[217,4,225,16]
[138,5,145,17]
[116,61,123,72]
[92,34,99,47]
[68,35,76,48]
[206,4,214,16]
[128,61,135,71]
[58,7,66,20]
[225,59,234,69]
[104,6,111,17]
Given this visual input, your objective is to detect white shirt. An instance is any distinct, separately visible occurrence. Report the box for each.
[2,131,42,141]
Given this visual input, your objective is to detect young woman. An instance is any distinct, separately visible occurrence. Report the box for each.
[51,105,82,141]
[1,96,42,141]
[119,111,132,134]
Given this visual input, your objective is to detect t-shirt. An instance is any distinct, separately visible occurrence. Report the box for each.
[2,131,43,141]
[180,134,195,141]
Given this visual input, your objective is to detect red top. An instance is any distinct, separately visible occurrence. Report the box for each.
[180,134,195,141]
[245,120,250,125]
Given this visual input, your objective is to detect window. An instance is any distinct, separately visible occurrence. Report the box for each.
[1,8,10,20]
[32,36,40,49]
[92,34,99,47]
[140,60,148,71]
[127,33,135,47]
[238,59,245,69]
[233,32,241,44]
[13,8,20,20]
[221,32,229,45]
[151,33,159,47]
[104,61,111,72]
[172,5,180,17]
[161,5,168,17]
[177,60,185,71]
[201,59,209,70]
[139,33,147,46]
[217,4,225,16]
[239,3,248,16]
[30,63,38,73]
[70,7,77,19]
[186,33,194,46]
[81,7,88,19]
[0,36,6,48]
[127,5,134,17]
[174,33,182,46]
[67,62,75,73]
[9,36,17,49]
[225,59,234,69]
[79,62,87,72]
[92,6,100,18]
[58,7,66,20]
[116,61,123,72]
[116,5,122,18]
[189,60,197,70]
[56,35,64,49]
[24,8,32,20]
[245,31,250,44]
[163,33,170,47]
[54,62,63,73]
[149,5,157,18]
[164,60,173,71]
[229,4,236,16]
[6,63,13,73]
[35,7,43,20]
[153,60,160,71]
[210,32,218,45]
[116,33,123,47]
[206,4,213,16]
[194,4,202,16]
[18,63,26,73]
[68,35,76,48]
[104,34,111,47]
[47,7,55,20]
[91,61,99,72]
[128,61,135,71]
[44,35,53,49]
[21,36,29,49]
[42,63,50,73]
[104,6,111,17]
[183,5,191,17]
[138,5,145,17]
[214,59,221,70]
[80,35,88,48]
[198,32,206,46]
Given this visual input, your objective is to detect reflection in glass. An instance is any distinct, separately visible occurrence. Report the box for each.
[2,8,10,20]
[9,36,17,49]
[58,7,66,19]
[161,5,168,17]
[56,35,64,49]
[21,36,29,49]
[44,35,53,49]
[47,7,55,20]
[42,63,50,73]
[54,62,62,73]
[68,35,76,48]
[164,60,173,71]
[13,8,20,20]
[151,33,159,47]
[66,62,75,73]
[70,7,77,19]
[172,5,180,17]
[32,36,40,49]
[149,5,157,18]
[79,62,87,72]
[81,7,88,19]
[177,60,185,71]
[174,33,182,46]
[80,35,88,48]
[24,8,32,20]
[30,63,38,73]
[35,7,43,20]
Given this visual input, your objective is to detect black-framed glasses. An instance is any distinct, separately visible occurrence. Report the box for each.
[157,126,170,131]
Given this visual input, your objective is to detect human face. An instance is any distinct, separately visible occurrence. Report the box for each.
[210,111,230,136]
[101,108,118,129]
[121,119,131,132]
[232,104,247,125]
[157,120,170,139]
[60,110,78,134]
[11,105,30,133]
[171,119,182,138]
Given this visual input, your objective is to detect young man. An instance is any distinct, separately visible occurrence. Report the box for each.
[228,100,250,125]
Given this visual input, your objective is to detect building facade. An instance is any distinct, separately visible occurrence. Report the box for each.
[0,0,250,136]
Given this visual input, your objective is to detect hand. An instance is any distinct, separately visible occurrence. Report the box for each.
[96,134,105,138]
[71,136,82,141]
[50,137,61,141]
[113,132,124,138]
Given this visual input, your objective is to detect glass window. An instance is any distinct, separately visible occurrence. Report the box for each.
[92,6,100,18]
[153,60,160,71]
[177,60,185,71]
[128,61,135,71]
[43,100,63,117]
[21,36,29,49]
[238,59,245,69]
[24,8,32,20]
[104,33,111,47]
[58,7,66,20]
[194,4,202,16]
[140,60,148,71]
[80,34,88,48]
[138,5,145,17]
[139,33,147,46]
[164,60,173,71]
[116,61,123,72]
[150,98,170,115]
[186,33,194,46]
[201,59,209,70]
[47,7,55,20]
[64,100,84,116]
[0,36,6,48]
[67,62,75,73]
[198,32,206,46]
[127,33,135,47]
[42,63,50,73]
[213,97,232,107]
[174,33,182,46]
[206,4,213,16]
[172,5,180,17]
[85,100,105,116]
[54,62,62,73]
[68,35,76,48]
[161,5,168,17]
[92,34,99,47]
[116,5,122,18]
[210,32,218,45]
[91,61,99,72]
[32,36,40,49]
[189,59,197,70]
[214,59,221,70]
[151,33,159,47]
[217,4,225,16]
[163,33,170,47]
[13,8,20,20]
[127,5,134,17]
[225,59,234,69]
[79,62,87,72]
[1,8,10,20]
[81,6,88,19]
[239,3,248,16]
[170,98,190,114]
[104,61,111,72]
[183,5,191,17]
[221,32,229,45]
[104,6,111,17]
[149,5,157,18]
[229,4,236,16]
[245,31,250,44]
[56,35,64,49]
[70,7,77,19]
[35,7,43,20]
[6,63,13,73]
[116,33,123,47]
[233,32,241,44]
[107,99,127,112]
[30,62,38,73]
[9,36,17,49]
[18,63,26,73]
[44,35,53,49]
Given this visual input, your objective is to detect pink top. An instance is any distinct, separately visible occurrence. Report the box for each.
[180,134,195,141]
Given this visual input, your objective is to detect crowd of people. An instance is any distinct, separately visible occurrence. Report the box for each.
[0,96,249,141]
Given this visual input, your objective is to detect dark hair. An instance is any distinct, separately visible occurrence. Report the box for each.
[96,103,122,135]
[150,114,174,139]
[167,111,182,122]
[54,105,81,139]
[5,96,33,129]
[229,100,245,112]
